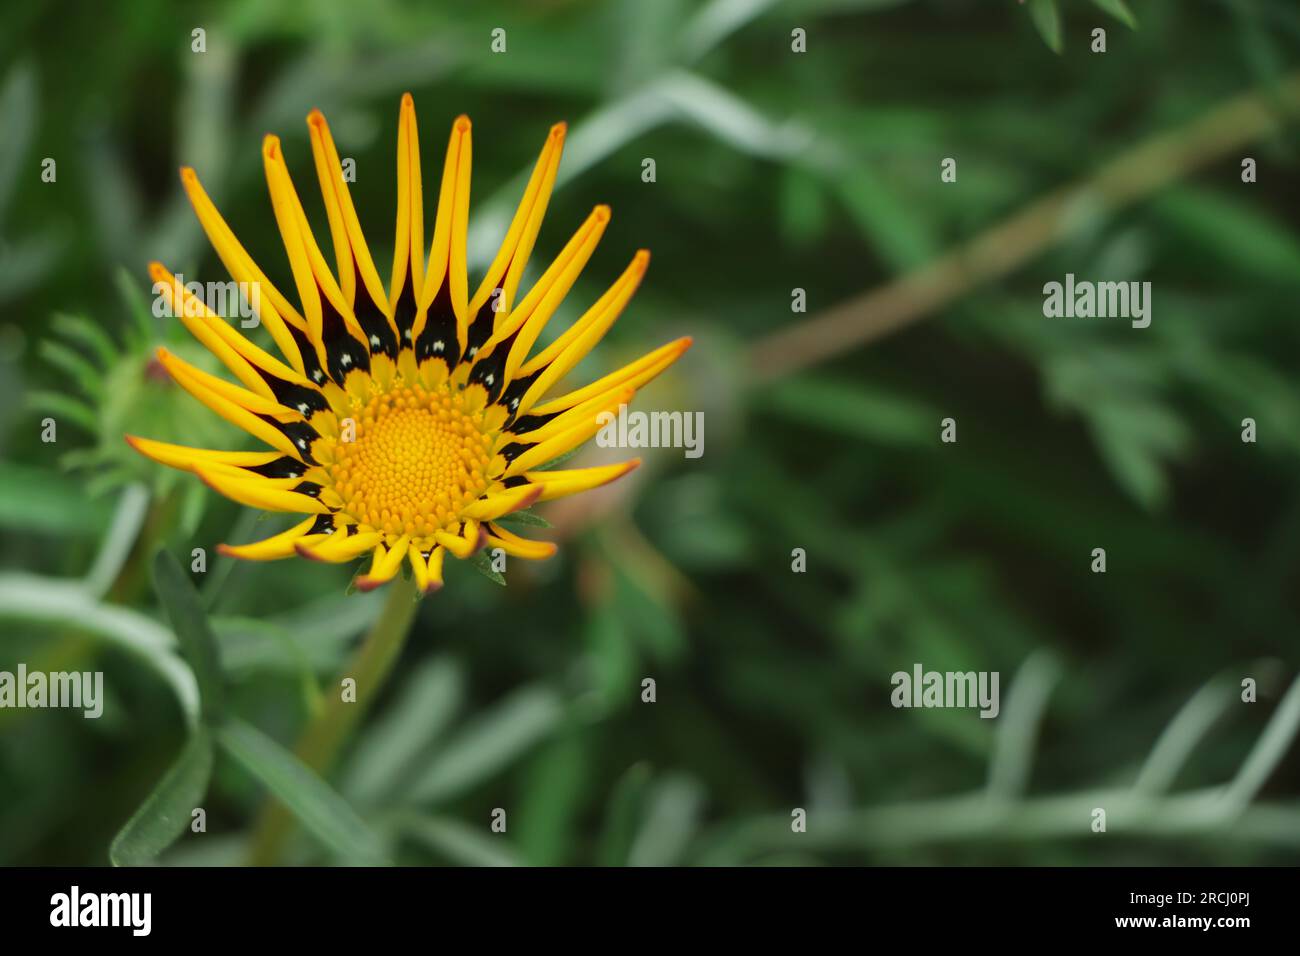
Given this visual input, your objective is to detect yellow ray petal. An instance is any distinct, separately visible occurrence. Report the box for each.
[468,122,566,320]
[308,109,392,317]
[156,350,308,459]
[485,523,558,561]
[357,535,410,590]
[492,206,610,384]
[461,484,542,523]
[528,336,692,418]
[504,388,633,477]
[434,519,484,559]
[296,530,384,563]
[156,347,297,421]
[266,130,364,340]
[388,94,424,310]
[124,435,284,474]
[217,517,328,561]
[508,384,641,445]
[195,467,329,514]
[513,251,649,418]
[407,543,443,594]
[416,116,472,334]
[149,262,316,395]
[179,166,306,372]
[518,250,648,379]
[523,458,641,502]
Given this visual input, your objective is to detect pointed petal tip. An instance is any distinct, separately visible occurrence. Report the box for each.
[354,576,384,592]
[401,92,414,109]
[454,114,471,133]
[550,121,567,139]
[593,204,611,224]
[306,108,327,128]
[293,540,325,562]
[262,134,281,160]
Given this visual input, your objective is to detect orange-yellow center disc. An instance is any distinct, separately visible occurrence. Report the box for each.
[328,381,494,539]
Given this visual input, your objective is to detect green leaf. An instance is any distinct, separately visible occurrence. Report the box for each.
[400,814,524,867]
[494,508,552,529]
[760,378,937,448]
[217,717,387,864]
[1153,188,1300,285]
[52,312,119,369]
[26,391,98,431]
[468,548,507,585]
[1027,0,1063,54]
[626,773,706,867]
[0,572,201,725]
[0,463,113,536]
[342,657,464,807]
[599,762,652,866]
[1090,0,1137,30]
[116,267,156,348]
[0,62,36,226]
[152,550,226,722]
[110,728,214,866]
[406,686,564,805]
[39,339,103,397]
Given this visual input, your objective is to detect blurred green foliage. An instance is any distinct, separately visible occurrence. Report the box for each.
[2,0,1300,866]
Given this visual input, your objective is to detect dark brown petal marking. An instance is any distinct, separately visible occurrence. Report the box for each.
[392,278,419,351]
[307,513,336,535]
[320,296,370,385]
[288,322,328,387]
[415,282,461,368]
[352,263,399,358]
[499,368,543,431]
[261,372,329,419]
[507,408,560,436]
[464,292,499,363]
[467,324,514,405]
[244,456,306,479]
[292,481,324,498]
[496,440,527,465]
[259,414,321,465]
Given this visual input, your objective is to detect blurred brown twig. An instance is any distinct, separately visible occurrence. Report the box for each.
[746,71,1300,383]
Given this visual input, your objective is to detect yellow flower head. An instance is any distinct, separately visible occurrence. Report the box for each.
[128,95,690,594]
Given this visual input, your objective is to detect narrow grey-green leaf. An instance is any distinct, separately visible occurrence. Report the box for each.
[401,815,524,867]
[468,548,507,586]
[342,657,465,807]
[1090,0,1137,29]
[217,717,387,865]
[152,550,226,722]
[110,728,213,866]
[406,686,563,805]
[494,508,552,529]
[1028,0,1063,54]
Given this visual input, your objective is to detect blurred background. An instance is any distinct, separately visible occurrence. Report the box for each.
[2,0,1300,866]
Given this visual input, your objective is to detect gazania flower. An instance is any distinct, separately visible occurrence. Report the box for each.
[127,95,690,593]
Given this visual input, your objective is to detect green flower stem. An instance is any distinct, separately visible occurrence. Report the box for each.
[247,573,421,865]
